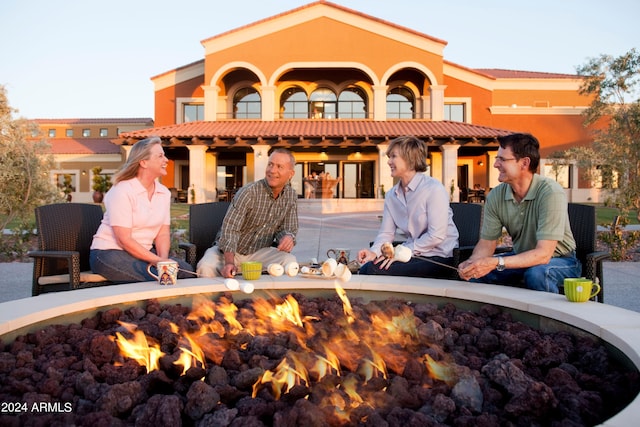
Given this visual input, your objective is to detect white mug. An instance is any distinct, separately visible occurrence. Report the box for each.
[147,261,178,285]
[334,263,352,282]
[322,258,337,276]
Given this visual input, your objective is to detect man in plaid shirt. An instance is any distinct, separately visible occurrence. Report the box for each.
[197,148,298,278]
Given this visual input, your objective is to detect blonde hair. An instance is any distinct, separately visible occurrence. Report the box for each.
[114,137,162,184]
[386,136,429,172]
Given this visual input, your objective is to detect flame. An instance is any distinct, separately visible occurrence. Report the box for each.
[334,282,355,324]
[114,321,164,372]
[216,298,243,332]
[174,333,206,376]
[358,344,388,382]
[310,344,341,380]
[424,353,457,386]
[253,352,310,399]
[112,289,460,421]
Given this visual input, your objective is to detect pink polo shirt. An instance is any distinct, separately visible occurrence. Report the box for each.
[90,178,171,251]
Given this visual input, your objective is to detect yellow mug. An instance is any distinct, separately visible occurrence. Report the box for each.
[564,278,600,302]
[241,261,262,281]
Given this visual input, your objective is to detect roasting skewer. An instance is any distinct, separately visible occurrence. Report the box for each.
[379,242,460,272]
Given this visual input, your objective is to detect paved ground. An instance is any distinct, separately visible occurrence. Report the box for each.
[1,212,639,312]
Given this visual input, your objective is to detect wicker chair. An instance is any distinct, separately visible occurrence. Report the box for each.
[566,203,610,302]
[179,201,231,268]
[28,203,110,296]
[451,202,483,269]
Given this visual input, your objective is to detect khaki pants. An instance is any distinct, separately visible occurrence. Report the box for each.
[196,245,297,277]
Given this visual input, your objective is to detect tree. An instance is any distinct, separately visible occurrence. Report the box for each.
[569,48,640,219]
[0,85,60,232]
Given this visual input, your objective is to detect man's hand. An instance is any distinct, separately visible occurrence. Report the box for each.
[220,263,237,278]
[458,257,498,281]
[277,234,295,252]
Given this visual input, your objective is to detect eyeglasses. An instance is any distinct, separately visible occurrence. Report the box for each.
[495,156,518,163]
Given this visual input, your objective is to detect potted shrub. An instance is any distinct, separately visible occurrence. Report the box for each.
[60,174,75,202]
[91,167,112,203]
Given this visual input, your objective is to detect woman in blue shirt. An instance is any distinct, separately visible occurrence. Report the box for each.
[357,136,459,278]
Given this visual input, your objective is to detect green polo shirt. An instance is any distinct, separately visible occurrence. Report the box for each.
[481,174,576,257]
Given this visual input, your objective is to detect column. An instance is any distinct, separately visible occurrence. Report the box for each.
[440,144,460,202]
[252,144,270,181]
[261,86,276,121]
[187,145,208,204]
[377,143,392,198]
[429,85,447,121]
[203,85,219,121]
[420,95,431,119]
[487,152,499,189]
[430,151,443,184]
[372,85,388,121]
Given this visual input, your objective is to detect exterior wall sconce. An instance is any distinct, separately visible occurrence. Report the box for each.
[81,170,87,175]
[257,151,262,158]
[478,161,484,166]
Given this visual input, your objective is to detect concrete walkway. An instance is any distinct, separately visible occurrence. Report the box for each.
[1,212,639,312]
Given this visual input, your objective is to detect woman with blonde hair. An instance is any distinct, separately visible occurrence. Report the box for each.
[90,137,193,282]
[357,136,459,278]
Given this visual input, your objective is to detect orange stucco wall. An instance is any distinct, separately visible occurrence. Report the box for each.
[205,17,444,88]
[491,114,593,155]
[155,76,204,127]
[492,90,590,107]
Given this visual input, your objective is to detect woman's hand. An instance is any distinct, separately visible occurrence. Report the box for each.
[357,249,376,264]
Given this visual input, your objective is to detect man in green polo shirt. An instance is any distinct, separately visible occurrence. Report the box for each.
[458,133,581,293]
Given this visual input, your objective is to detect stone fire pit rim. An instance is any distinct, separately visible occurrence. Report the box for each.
[1,275,639,426]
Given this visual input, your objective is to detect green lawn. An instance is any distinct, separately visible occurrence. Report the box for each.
[593,205,639,225]
[170,203,190,229]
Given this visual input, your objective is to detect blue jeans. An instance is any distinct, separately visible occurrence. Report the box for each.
[90,249,195,283]
[359,256,455,279]
[472,251,582,293]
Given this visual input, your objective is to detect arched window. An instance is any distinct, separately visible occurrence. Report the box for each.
[386,87,414,119]
[338,87,367,118]
[310,88,337,119]
[281,87,309,119]
[233,88,261,119]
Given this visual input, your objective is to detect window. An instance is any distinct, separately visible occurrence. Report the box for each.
[444,104,465,122]
[592,165,619,189]
[543,163,571,188]
[99,128,108,137]
[233,88,261,119]
[309,88,337,119]
[48,129,56,137]
[280,87,309,119]
[183,104,204,122]
[82,129,90,137]
[338,87,367,118]
[386,87,414,119]
[65,129,73,137]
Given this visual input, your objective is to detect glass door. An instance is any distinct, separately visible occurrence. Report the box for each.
[342,162,374,198]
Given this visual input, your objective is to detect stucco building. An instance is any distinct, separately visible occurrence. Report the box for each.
[45,1,602,206]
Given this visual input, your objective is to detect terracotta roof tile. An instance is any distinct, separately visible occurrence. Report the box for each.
[44,138,122,155]
[119,120,511,142]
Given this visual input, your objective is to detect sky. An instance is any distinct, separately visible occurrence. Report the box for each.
[1,0,638,119]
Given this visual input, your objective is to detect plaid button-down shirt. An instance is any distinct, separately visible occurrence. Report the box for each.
[218,179,298,255]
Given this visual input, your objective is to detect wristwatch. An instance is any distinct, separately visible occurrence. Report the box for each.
[496,256,506,271]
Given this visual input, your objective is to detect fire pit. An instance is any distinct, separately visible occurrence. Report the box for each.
[1,276,639,426]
